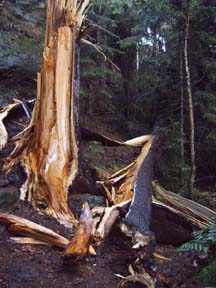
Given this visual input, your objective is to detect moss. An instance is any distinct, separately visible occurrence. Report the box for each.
[0,31,42,70]
[83,141,106,171]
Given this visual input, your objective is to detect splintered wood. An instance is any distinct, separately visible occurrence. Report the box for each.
[62,202,95,259]
[0,213,69,248]
[1,3,216,281]
[153,182,216,227]
[4,0,91,224]
[98,136,154,204]
[0,101,22,150]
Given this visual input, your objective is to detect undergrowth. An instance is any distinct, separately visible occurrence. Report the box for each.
[179,222,216,287]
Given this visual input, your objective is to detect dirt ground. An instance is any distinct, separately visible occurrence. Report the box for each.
[0,109,207,288]
[0,202,202,288]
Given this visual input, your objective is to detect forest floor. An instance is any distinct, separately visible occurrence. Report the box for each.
[0,106,211,288]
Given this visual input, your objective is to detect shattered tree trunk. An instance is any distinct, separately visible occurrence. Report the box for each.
[124,135,158,234]
[5,0,90,223]
[97,134,158,259]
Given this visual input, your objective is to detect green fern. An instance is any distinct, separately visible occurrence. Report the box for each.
[179,223,216,254]
[179,239,210,254]
[179,223,216,287]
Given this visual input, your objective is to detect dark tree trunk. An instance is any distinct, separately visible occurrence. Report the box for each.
[124,134,159,234]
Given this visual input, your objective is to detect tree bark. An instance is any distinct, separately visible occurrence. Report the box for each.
[184,0,196,197]
[124,136,158,234]
[179,31,185,185]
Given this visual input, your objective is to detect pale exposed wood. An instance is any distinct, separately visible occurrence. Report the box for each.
[93,201,130,244]
[96,206,120,242]
[5,0,91,224]
[153,252,171,261]
[45,0,65,47]
[81,127,151,147]
[152,199,206,235]
[62,202,95,259]
[0,213,69,249]
[153,182,216,226]
[98,182,112,204]
[65,0,91,31]
[0,101,21,150]
[97,146,214,244]
[123,135,158,234]
[74,0,91,29]
[10,237,49,246]
[101,137,154,204]
[0,212,96,256]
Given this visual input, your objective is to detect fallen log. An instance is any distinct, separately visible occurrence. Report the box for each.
[153,182,216,225]
[93,198,203,246]
[0,212,69,248]
[98,134,158,264]
[97,132,215,245]
[94,200,131,243]
[0,210,97,256]
[2,99,216,267]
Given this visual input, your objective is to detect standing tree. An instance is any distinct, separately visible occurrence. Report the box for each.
[177,0,185,187]
[184,0,196,197]
[5,0,91,224]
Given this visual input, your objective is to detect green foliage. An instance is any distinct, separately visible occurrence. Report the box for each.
[0,31,42,70]
[80,0,216,191]
[84,141,105,157]
[83,141,106,170]
[179,223,216,286]
[179,223,216,254]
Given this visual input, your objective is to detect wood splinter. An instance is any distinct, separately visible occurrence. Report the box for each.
[0,212,70,248]
[61,202,95,259]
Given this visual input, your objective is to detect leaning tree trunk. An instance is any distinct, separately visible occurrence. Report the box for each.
[184,0,195,197]
[5,0,91,224]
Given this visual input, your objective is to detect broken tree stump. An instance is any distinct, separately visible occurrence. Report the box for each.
[4,0,91,224]
[61,202,95,260]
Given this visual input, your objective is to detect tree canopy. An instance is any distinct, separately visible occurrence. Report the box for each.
[80,0,216,193]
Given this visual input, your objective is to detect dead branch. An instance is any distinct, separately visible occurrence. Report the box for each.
[81,127,151,147]
[96,207,120,242]
[118,271,155,288]
[0,212,69,249]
